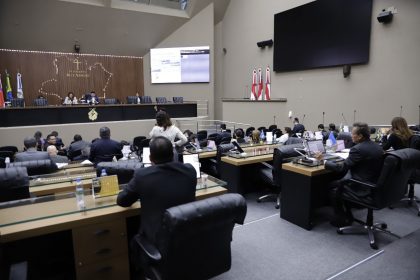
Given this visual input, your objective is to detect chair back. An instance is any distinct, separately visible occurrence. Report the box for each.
[245,127,255,137]
[33,98,48,106]
[0,167,30,202]
[268,124,277,131]
[272,143,305,188]
[172,97,183,103]
[96,160,142,184]
[104,98,117,104]
[154,193,247,280]
[196,130,208,141]
[216,143,234,176]
[10,98,25,107]
[126,96,138,104]
[0,151,15,162]
[140,96,152,104]
[0,146,18,154]
[156,97,167,104]
[9,159,58,176]
[337,132,353,148]
[133,136,147,154]
[374,148,420,207]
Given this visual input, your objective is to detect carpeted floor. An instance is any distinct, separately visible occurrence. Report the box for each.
[213,185,420,280]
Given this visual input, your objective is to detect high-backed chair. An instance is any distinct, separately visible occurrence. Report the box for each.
[245,127,255,137]
[172,96,183,103]
[257,143,305,208]
[156,97,167,104]
[0,146,18,155]
[96,160,142,184]
[0,167,30,202]
[134,193,247,280]
[33,98,48,106]
[8,159,58,176]
[132,136,147,156]
[268,124,277,131]
[335,148,420,249]
[10,98,25,107]
[104,98,117,104]
[126,96,138,104]
[196,130,208,141]
[140,96,152,104]
[0,151,15,162]
[337,132,353,148]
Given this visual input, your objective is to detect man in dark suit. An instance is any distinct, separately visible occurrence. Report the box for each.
[15,137,49,162]
[68,134,90,160]
[117,136,196,244]
[291,117,305,136]
[323,122,384,227]
[89,127,122,165]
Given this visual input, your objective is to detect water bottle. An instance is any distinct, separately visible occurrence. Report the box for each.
[100,168,107,177]
[5,157,10,168]
[75,178,86,210]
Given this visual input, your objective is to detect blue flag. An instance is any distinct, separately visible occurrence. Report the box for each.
[260,130,265,140]
[328,132,337,145]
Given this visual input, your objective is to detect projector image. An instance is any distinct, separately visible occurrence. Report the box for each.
[377,10,393,23]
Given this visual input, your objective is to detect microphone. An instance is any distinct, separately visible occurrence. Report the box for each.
[322,112,325,125]
[353,110,356,123]
[400,105,403,117]
[341,113,348,125]
[302,114,306,124]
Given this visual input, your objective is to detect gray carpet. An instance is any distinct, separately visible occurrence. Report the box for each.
[213,185,420,280]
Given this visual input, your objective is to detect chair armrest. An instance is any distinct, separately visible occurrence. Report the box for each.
[348,178,378,189]
[260,161,273,169]
[134,235,162,262]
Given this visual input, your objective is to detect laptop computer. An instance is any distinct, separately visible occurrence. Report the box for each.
[182,153,201,178]
[336,140,345,152]
[306,140,339,160]
[142,147,151,166]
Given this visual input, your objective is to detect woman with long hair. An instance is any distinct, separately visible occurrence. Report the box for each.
[382,116,413,150]
[149,111,187,147]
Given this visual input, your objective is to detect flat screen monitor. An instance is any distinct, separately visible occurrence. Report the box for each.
[150,46,210,83]
[142,147,151,165]
[182,154,201,178]
[273,0,373,72]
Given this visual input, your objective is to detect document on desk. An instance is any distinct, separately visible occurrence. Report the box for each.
[332,153,349,159]
[56,163,69,169]
[81,160,93,165]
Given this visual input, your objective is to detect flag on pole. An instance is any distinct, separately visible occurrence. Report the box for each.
[16,72,24,99]
[264,66,271,100]
[5,71,13,101]
[257,68,263,100]
[328,131,337,145]
[250,69,257,100]
[0,74,5,108]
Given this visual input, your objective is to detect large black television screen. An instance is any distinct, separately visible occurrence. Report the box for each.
[273,0,373,72]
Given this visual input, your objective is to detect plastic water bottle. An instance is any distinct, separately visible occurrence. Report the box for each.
[100,168,107,177]
[75,178,86,210]
[5,157,10,168]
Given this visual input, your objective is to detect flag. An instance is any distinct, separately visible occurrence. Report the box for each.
[0,74,5,107]
[257,68,263,100]
[17,72,24,99]
[264,66,271,100]
[328,131,337,145]
[250,69,257,100]
[5,71,13,101]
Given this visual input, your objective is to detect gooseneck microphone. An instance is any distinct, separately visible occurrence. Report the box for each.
[400,106,403,117]
[322,112,325,125]
[353,110,356,124]
[302,114,306,124]
[341,113,348,125]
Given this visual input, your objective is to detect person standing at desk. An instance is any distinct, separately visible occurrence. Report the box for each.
[149,111,187,147]
[382,117,413,151]
[321,122,384,227]
[292,117,305,136]
[117,136,196,244]
[63,92,78,105]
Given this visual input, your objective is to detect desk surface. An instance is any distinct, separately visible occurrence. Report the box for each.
[220,144,279,166]
[282,162,330,177]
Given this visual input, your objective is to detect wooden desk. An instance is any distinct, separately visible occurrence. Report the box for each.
[281,162,334,230]
[54,166,95,175]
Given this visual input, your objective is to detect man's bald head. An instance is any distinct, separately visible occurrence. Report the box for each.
[47,145,58,156]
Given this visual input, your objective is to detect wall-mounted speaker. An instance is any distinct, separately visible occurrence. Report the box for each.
[257,39,273,48]
[377,10,393,23]
[343,64,351,78]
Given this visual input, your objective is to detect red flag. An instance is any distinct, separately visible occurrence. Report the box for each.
[257,68,263,100]
[0,74,5,108]
[250,69,257,100]
[265,66,271,100]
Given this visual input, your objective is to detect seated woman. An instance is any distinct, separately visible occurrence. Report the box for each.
[276,127,292,144]
[251,130,261,144]
[63,92,78,105]
[382,116,413,151]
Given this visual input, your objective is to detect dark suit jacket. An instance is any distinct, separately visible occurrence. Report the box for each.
[68,140,90,159]
[15,148,49,162]
[117,162,196,243]
[325,140,384,183]
[292,123,305,135]
[89,138,122,165]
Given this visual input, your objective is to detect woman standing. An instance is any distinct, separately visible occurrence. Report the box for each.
[382,116,413,150]
[149,111,187,147]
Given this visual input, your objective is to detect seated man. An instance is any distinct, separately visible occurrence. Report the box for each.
[89,127,122,165]
[50,131,65,148]
[15,137,49,162]
[322,122,384,227]
[117,136,197,244]
[43,134,66,155]
[47,145,69,164]
[68,134,90,160]
[87,91,99,105]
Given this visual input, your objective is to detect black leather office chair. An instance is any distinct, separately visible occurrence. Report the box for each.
[104,98,117,104]
[0,167,30,203]
[140,96,153,104]
[245,127,255,137]
[206,143,234,178]
[126,96,138,104]
[172,96,183,103]
[134,193,247,280]
[196,130,208,141]
[33,98,48,106]
[257,143,304,208]
[8,159,58,176]
[132,136,147,156]
[268,124,277,131]
[337,132,353,148]
[96,160,142,184]
[10,99,24,108]
[0,151,15,163]
[336,148,420,249]
[0,146,18,155]
[156,97,167,104]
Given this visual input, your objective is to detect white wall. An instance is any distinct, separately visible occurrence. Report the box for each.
[143,4,215,119]
[220,0,420,131]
